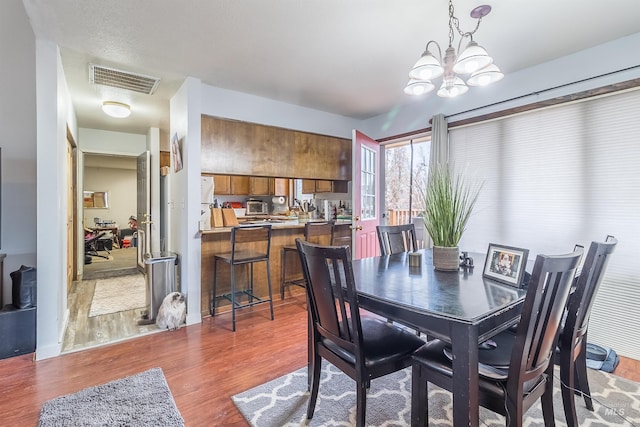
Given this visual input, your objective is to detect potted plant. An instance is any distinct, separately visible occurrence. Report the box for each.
[420,163,482,271]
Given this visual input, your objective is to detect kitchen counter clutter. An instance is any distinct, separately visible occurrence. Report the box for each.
[200,220,352,318]
[202,217,351,233]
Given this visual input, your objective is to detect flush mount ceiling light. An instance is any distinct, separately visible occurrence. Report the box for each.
[102,101,131,118]
[404,0,504,98]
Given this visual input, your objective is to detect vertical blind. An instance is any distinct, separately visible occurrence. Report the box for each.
[449,88,640,359]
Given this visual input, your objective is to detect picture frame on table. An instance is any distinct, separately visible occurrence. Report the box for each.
[483,243,529,288]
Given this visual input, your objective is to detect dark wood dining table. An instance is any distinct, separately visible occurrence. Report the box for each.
[351,249,527,427]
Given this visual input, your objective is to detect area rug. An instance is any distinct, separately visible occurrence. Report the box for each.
[38,367,184,426]
[88,274,146,317]
[233,361,640,426]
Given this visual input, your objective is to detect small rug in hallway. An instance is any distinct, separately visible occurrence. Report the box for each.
[38,368,184,427]
[88,274,146,317]
[233,361,640,426]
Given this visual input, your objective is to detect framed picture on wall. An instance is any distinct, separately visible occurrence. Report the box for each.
[483,243,529,288]
[171,133,183,172]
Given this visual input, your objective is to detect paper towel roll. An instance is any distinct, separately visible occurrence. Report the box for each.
[272,196,286,204]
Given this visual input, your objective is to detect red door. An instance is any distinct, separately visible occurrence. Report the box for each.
[351,130,381,259]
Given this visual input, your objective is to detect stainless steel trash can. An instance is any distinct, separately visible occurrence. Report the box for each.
[144,252,178,320]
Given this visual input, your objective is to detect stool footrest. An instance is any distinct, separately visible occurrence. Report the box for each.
[217,290,272,310]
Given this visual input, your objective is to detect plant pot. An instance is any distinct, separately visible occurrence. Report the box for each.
[432,246,460,271]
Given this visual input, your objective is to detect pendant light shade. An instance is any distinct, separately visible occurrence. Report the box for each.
[437,76,468,98]
[409,50,444,81]
[404,79,436,96]
[453,41,493,74]
[467,63,504,86]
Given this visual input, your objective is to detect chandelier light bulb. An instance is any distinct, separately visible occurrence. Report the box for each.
[437,76,468,98]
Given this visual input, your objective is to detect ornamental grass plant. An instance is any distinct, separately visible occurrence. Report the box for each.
[421,163,482,248]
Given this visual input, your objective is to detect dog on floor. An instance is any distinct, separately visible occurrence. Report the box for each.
[156,292,186,331]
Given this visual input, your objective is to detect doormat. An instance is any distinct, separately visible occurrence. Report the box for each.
[88,274,146,317]
[38,368,184,426]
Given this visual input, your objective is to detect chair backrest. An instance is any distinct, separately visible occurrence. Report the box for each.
[304,221,334,245]
[507,248,583,389]
[376,224,418,255]
[296,239,364,361]
[560,236,617,353]
[230,225,272,262]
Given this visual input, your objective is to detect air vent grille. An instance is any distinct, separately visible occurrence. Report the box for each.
[89,64,160,95]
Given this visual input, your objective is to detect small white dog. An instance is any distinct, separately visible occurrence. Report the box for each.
[156,292,186,331]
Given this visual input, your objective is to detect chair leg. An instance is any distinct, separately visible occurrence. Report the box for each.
[280,248,286,300]
[561,353,579,427]
[307,354,322,420]
[230,264,236,332]
[266,259,274,320]
[356,379,367,427]
[576,345,594,411]
[211,259,218,316]
[541,368,557,427]
[411,364,429,427]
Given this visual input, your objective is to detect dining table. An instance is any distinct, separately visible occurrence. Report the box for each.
[351,249,527,427]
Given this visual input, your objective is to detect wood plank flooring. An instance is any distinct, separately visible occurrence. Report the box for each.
[1,293,638,426]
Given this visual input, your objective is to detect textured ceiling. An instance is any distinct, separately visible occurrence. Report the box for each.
[23,0,640,135]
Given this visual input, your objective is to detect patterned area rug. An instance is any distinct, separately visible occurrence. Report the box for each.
[233,361,640,426]
[88,274,146,317]
[38,368,184,426]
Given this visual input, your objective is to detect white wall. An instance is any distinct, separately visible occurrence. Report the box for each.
[79,128,146,155]
[0,0,37,306]
[83,166,137,229]
[169,77,202,325]
[201,85,359,139]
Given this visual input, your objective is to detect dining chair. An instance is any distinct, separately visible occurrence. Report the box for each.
[411,247,583,427]
[296,239,425,427]
[280,221,334,299]
[557,236,617,426]
[210,225,274,331]
[376,223,418,255]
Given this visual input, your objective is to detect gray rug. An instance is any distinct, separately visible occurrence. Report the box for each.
[233,361,640,426]
[89,274,146,317]
[38,367,184,427]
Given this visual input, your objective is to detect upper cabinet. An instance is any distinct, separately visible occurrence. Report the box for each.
[301,179,349,194]
[201,115,352,181]
[212,175,289,196]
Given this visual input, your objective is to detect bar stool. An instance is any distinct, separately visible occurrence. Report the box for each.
[211,225,274,331]
[280,221,333,299]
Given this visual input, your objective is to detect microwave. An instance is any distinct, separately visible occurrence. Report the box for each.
[246,201,269,215]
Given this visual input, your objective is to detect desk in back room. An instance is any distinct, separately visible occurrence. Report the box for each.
[92,226,120,249]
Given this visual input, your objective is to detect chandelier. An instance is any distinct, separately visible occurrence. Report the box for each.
[404,0,503,98]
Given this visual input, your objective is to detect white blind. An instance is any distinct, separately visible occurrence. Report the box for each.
[449,88,640,359]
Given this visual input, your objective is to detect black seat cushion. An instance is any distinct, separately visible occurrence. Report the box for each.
[322,318,424,368]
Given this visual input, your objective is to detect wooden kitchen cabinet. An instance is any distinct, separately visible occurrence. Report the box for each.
[250,177,271,195]
[230,176,250,195]
[272,178,288,195]
[213,175,231,195]
[301,179,349,194]
[213,175,250,195]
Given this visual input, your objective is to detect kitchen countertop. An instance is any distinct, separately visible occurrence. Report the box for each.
[201,218,351,234]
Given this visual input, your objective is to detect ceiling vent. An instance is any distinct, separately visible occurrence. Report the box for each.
[89,64,160,95]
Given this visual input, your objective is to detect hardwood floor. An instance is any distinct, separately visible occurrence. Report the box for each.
[0,294,638,426]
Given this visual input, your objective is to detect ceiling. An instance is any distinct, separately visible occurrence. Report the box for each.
[23,0,640,136]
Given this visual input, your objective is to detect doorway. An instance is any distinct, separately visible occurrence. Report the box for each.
[63,153,154,353]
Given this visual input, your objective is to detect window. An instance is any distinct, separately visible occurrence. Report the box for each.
[360,146,376,220]
[449,87,640,359]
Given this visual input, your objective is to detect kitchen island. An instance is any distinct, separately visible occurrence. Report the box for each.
[200,219,351,317]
